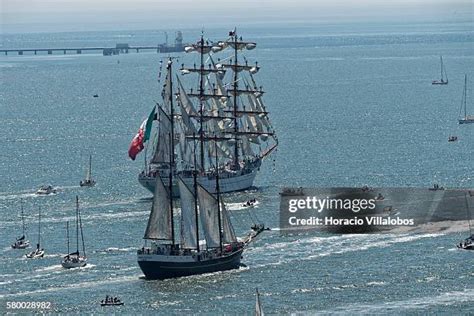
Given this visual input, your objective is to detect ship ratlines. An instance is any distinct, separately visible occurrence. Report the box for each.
[129,29,278,196]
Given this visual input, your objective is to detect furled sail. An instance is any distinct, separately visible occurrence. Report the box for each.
[220,201,236,244]
[178,177,198,249]
[144,176,172,240]
[197,184,221,248]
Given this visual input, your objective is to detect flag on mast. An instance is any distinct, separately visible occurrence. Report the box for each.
[128,107,156,160]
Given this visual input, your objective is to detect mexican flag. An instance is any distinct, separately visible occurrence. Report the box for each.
[128,107,156,160]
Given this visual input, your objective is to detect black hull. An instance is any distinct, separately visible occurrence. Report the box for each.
[138,250,243,280]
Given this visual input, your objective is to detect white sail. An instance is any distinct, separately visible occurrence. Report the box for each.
[151,107,172,164]
[178,177,198,249]
[177,76,199,117]
[144,176,172,240]
[220,201,236,244]
[241,135,255,157]
[197,184,221,248]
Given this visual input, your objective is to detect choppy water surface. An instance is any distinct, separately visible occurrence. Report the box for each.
[0,21,473,314]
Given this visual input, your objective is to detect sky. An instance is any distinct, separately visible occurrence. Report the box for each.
[1,0,472,33]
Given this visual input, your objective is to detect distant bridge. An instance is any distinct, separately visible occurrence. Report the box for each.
[0,43,185,56]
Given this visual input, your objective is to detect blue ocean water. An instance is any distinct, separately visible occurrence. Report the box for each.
[0,21,473,314]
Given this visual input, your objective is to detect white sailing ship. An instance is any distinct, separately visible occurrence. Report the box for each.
[136,29,278,196]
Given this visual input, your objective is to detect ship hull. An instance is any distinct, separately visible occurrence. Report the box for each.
[137,249,243,280]
[138,168,258,197]
[459,118,474,124]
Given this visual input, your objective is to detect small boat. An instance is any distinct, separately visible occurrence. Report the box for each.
[458,75,474,124]
[432,56,448,85]
[61,196,87,268]
[93,94,99,98]
[457,192,474,250]
[429,184,444,191]
[448,136,458,142]
[80,155,96,187]
[100,296,124,306]
[255,288,264,316]
[11,200,30,249]
[36,185,56,195]
[26,208,45,259]
[242,199,258,208]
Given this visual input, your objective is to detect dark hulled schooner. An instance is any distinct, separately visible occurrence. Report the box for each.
[134,29,278,196]
[137,133,265,279]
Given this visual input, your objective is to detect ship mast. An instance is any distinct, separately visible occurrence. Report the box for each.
[214,137,223,252]
[231,29,240,169]
[199,35,206,173]
[168,58,176,245]
[193,135,200,252]
[464,75,467,119]
[20,200,26,237]
[78,196,86,257]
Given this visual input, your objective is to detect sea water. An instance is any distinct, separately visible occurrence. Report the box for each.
[0,21,473,314]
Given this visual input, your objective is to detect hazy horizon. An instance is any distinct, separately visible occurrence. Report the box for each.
[1,0,472,34]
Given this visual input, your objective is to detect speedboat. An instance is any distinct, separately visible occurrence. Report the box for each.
[448,136,458,142]
[36,185,56,195]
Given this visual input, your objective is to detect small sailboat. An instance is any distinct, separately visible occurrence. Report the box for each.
[11,200,30,249]
[458,75,474,124]
[80,155,96,187]
[255,288,264,316]
[26,208,45,259]
[61,196,87,268]
[432,56,448,85]
[457,192,474,250]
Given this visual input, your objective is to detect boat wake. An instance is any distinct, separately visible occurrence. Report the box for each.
[318,288,474,314]
[0,192,38,201]
[0,273,140,299]
[99,247,136,253]
[250,233,446,269]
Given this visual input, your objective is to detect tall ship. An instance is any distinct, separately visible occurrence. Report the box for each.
[129,29,278,196]
[137,136,265,279]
